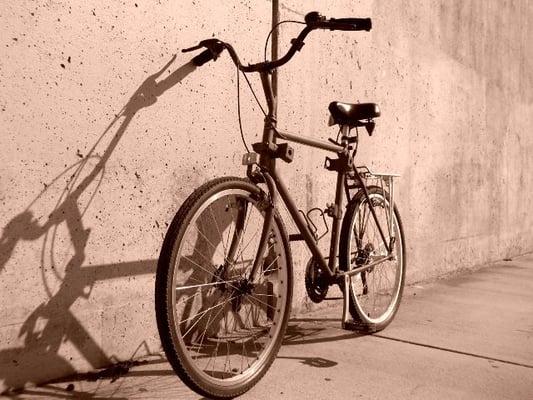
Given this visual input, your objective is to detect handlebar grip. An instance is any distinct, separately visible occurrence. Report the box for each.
[192,49,215,66]
[330,17,372,31]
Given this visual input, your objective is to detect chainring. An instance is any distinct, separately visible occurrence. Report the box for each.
[305,258,329,303]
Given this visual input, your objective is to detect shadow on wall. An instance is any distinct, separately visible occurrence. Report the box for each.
[0,56,198,391]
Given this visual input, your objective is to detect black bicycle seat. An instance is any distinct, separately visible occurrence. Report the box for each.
[328,101,380,127]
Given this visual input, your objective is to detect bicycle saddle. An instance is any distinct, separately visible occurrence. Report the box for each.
[328,101,380,127]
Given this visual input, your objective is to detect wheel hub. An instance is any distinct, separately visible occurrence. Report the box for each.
[231,278,255,312]
[356,243,375,266]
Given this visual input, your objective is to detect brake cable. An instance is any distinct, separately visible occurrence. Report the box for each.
[263,20,306,62]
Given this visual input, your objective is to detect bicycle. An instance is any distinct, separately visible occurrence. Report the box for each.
[155,11,406,399]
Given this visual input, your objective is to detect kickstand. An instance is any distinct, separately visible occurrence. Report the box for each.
[341,274,358,331]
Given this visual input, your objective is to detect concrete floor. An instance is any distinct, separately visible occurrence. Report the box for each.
[4,254,533,399]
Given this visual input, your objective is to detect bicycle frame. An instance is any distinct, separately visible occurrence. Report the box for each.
[157,15,405,398]
[246,71,395,285]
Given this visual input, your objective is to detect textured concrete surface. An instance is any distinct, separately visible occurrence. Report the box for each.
[4,254,533,399]
[1,0,532,391]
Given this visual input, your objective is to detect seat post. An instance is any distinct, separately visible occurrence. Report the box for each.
[340,125,350,141]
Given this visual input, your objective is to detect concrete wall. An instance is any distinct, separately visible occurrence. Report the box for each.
[1,0,532,391]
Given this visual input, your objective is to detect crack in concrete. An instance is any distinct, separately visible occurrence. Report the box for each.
[373,334,533,369]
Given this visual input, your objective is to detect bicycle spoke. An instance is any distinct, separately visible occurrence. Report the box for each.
[359,201,370,240]
[209,205,229,256]
[250,243,278,284]
[174,289,204,308]
[224,313,231,375]
[262,254,280,275]
[181,239,217,271]
[234,200,253,262]
[246,292,277,312]
[181,254,244,294]
[252,293,276,298]
[233,223,262,270]
[242,298,263,359]
[232,227,252,282]
[181,294,239,338]
[176,279,240,292]
[193,223,234,267]
[225,212,236,264]
[194,294,232,368]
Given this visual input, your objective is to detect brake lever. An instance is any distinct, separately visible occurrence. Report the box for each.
[182,44,202,53]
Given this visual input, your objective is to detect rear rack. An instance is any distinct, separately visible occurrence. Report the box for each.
[354,165,399,246]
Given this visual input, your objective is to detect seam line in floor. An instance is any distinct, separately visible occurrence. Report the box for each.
[373,334,533,369]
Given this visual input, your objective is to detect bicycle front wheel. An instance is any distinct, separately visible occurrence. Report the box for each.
[155,177,292,399]
[339,186,406,332]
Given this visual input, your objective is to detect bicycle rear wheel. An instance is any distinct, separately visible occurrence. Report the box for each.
[155,177,292,399]
[339,186,405,332]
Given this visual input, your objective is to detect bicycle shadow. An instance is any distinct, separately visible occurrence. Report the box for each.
[4,357,177,399]
[276,355,338,368]
[274,317,363,370]
[283,317,364,346]
[0,56,199,391]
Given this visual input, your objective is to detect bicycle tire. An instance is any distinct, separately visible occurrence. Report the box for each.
[339,185,406,332]
[155,177,292,399]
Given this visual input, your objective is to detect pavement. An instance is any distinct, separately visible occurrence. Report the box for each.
[4,253,533,399]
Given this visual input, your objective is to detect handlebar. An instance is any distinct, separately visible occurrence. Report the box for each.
[183,11,371,72]
[304,11,372,31]
[324,17,372,31]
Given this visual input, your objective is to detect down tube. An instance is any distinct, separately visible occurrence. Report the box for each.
[270,171,332,277]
